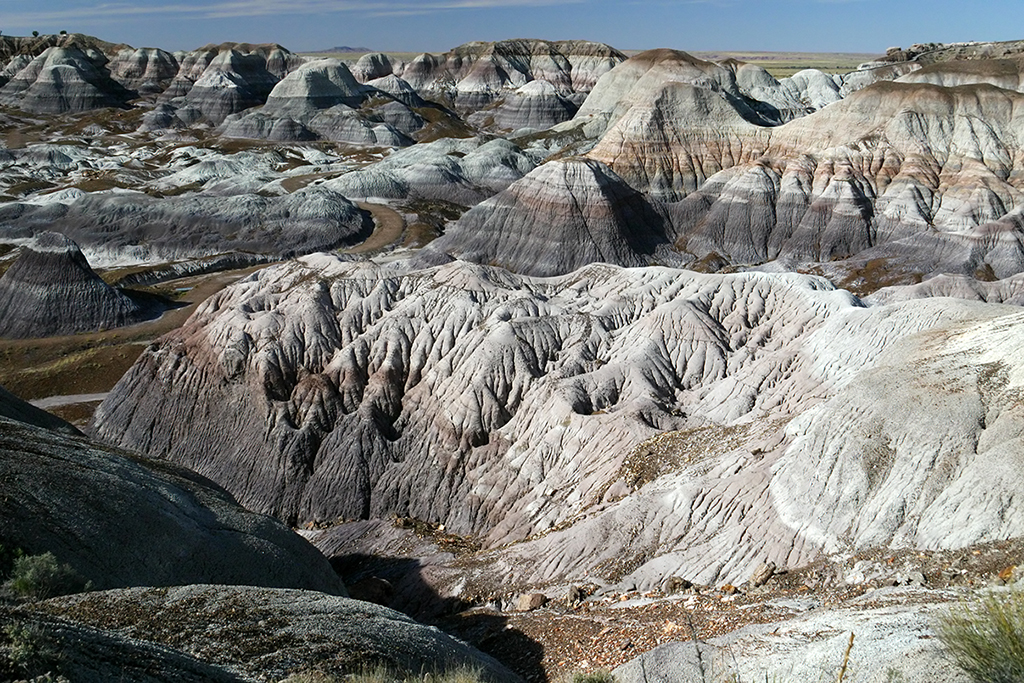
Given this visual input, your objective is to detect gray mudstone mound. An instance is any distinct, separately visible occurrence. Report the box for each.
[351,52,396,83]
[222,59,417,146]
[324,135,538,204]
[398,38,625,111]
[483,79,579,131]
[32,585,520,682]
[425,158,668,275]
[0,187,373,263]
[0,231,160,338]
[0,407,345,594]
[0,46,132,113]
[181,46,296,124]
[106,46,180,95]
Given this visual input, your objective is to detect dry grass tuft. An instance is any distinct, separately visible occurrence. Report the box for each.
[937,589,1024,682]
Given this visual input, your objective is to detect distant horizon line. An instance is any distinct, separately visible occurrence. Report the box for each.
[0,30,888,59]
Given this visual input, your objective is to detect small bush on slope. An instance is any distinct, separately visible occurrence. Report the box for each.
[5,552,90,601]
[937,589,1024,682]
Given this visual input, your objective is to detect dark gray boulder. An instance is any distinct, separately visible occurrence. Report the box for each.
[0,408,345,594]
[31,585,520,682]
[0,383,79,434]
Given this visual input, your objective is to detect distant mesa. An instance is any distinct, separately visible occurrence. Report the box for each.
[319,45,373,53]
[0,232,163,339]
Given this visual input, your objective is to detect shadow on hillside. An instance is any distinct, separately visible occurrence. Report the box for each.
[331,553,546,682]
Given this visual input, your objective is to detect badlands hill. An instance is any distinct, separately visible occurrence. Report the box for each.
[5,30,1024,681]
[0,382,519,683]
[0,231,162,338]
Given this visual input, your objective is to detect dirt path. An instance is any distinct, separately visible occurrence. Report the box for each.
[346,202,406,254]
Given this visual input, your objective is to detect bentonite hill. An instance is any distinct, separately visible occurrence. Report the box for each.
[2,30,1024,682]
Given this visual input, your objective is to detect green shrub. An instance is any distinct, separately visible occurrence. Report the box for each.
[936,589,1024,682]
[6,553,90,601]
[3,621,60,677]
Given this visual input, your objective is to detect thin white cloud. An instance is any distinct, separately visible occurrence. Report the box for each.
[0,0,585,27]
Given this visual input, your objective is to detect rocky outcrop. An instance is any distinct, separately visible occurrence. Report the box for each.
[399,39,625,110]
[423,158,668,275]
[91,256,1016,565]
[0,46,132,113]
[615,588,968,683]
[0,186,373,263]
[0,232,159,338]
[28,585,519,682]
[324,135,539,203]
[0,407,345,593]
[222,59,415,145]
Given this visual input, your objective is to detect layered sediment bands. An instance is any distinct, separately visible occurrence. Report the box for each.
[672,81,1024,270]
[0,232,158,338]
[222,59,416,145]
[483,79,579,131]
[398,39,625,109]
[106,47,179,94]
[587,79,771,202]
[424,158,668,275]
[151,43,303,127]
[0,46,132,113]
[92,257,1000,557]
[0,187,373,262]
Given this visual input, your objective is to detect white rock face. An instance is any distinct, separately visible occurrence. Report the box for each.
[91,257,1024,591]
[616,588,970,683]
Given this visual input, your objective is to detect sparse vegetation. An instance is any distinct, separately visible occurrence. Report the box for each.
[937,589,1024,682]
[5,552,90,601]
[2,621,61,678]
[563,670,617,683]
[282,665,485,683]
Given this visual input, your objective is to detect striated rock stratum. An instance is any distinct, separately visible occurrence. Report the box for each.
[0,231,161,338]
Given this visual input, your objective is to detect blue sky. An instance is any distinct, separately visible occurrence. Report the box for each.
[0,0,1019,55]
